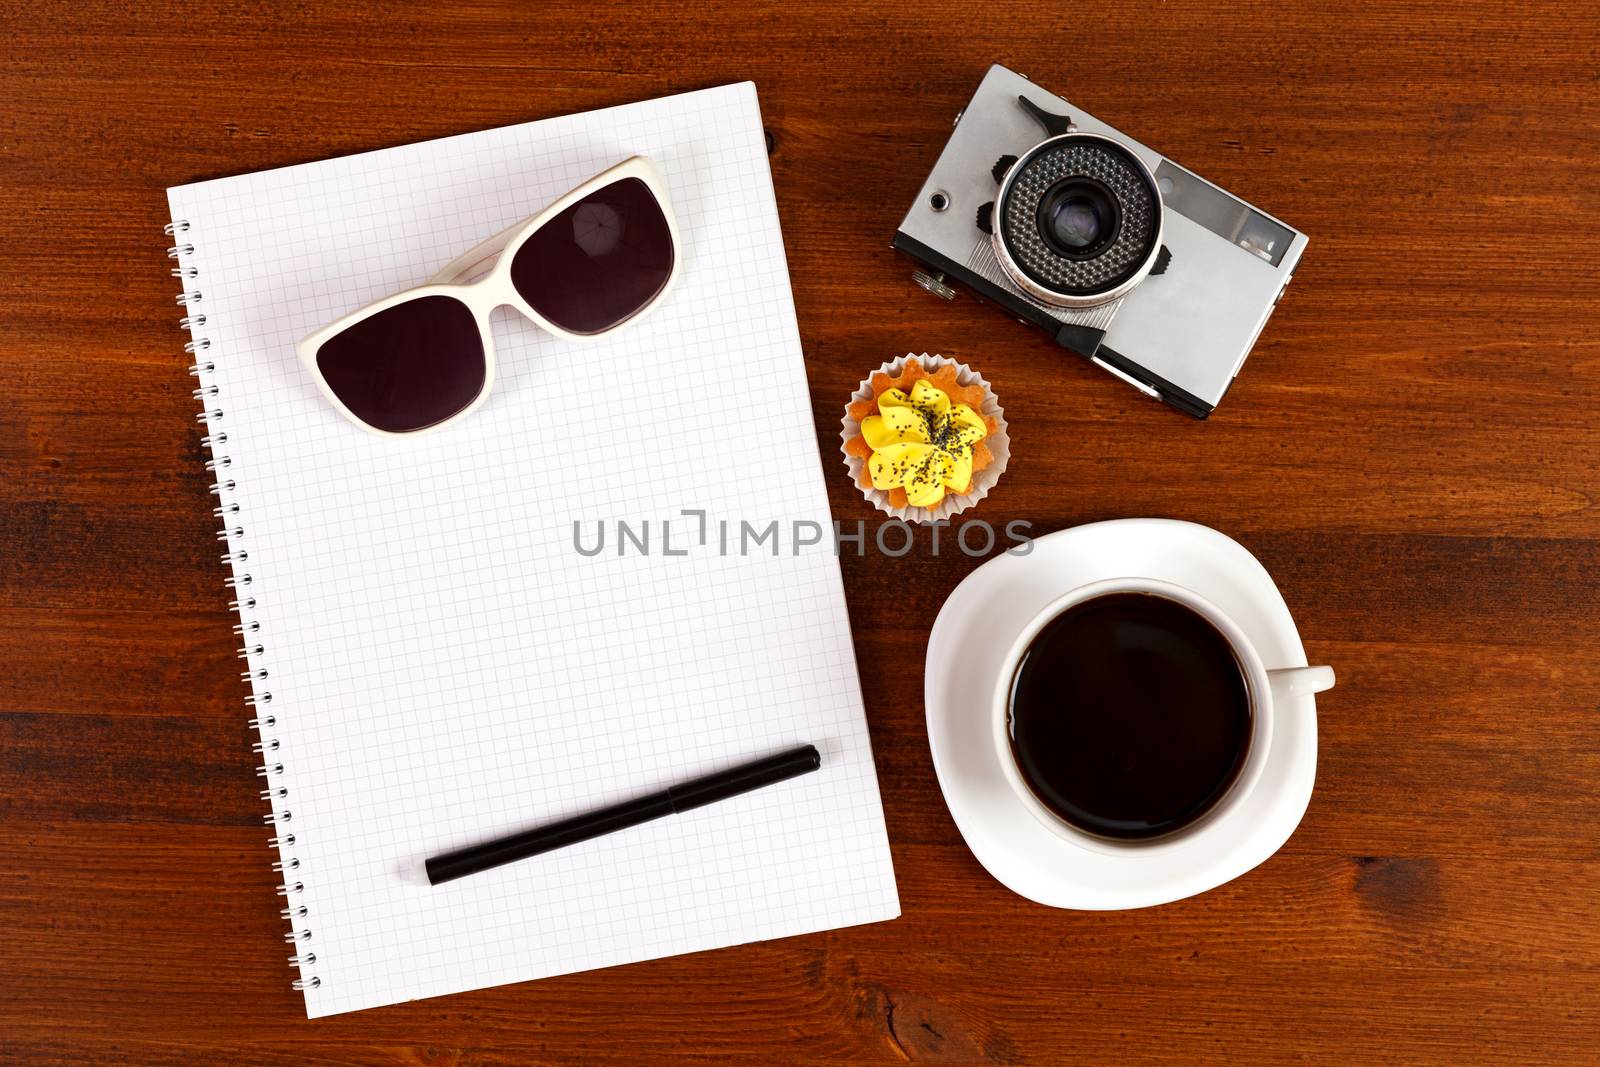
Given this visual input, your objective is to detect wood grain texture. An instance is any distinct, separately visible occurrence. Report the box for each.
[2,0,1597,1062]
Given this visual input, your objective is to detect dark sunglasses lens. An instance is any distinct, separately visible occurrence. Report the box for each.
[510,177,674,334]
[315,295,485,433]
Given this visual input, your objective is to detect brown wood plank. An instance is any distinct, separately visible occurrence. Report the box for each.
[3,827,1597,1062]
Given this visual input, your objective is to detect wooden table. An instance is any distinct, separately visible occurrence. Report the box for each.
[4,1,1597,1062]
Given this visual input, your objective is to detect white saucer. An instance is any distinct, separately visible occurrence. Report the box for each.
[924,519,1318,909]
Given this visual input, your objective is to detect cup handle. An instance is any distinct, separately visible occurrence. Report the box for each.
[1268,665,1336,701]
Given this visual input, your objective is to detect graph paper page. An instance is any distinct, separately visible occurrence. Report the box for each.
[169,82,898,1017]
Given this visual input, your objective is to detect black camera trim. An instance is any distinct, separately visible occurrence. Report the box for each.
[890,231,1217,419]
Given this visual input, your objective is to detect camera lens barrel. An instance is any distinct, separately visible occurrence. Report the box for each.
[992,133,1163,309]
[1037,177,1122,258]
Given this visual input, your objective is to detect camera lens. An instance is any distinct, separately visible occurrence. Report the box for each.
[992,134,1161,308]
[1038,179,1119,258]
[1051,198,1102,248]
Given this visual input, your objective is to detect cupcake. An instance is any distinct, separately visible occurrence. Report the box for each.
[841,354,1008,523]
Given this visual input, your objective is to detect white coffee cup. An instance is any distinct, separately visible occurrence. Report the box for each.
[991,577,1334,857]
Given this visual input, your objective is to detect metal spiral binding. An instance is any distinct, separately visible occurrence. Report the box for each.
[168,218,318,996]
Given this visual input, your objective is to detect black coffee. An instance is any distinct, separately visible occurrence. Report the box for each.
[1007,592,1251,840]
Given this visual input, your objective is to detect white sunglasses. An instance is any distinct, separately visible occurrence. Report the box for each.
[297,155,680,437]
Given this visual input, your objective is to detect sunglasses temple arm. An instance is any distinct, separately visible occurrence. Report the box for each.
[428,218,528,285]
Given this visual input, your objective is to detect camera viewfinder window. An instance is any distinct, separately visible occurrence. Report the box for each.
[1155,161,1294,267]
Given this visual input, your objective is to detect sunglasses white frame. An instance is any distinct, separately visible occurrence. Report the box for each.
[296,155,681,437]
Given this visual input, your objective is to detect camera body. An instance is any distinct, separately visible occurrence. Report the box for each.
[893,64,1307,418]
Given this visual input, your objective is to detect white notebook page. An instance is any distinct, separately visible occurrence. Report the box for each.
[170,82,898,1018]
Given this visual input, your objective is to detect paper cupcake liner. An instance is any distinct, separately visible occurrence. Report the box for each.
[840,353,1009,524]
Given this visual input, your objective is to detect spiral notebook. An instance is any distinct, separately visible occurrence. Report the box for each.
[166,82,898,1017]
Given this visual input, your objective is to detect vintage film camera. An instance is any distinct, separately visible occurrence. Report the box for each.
[894,64,1307,417]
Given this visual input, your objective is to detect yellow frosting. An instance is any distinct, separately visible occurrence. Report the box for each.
[862,379,988,508]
